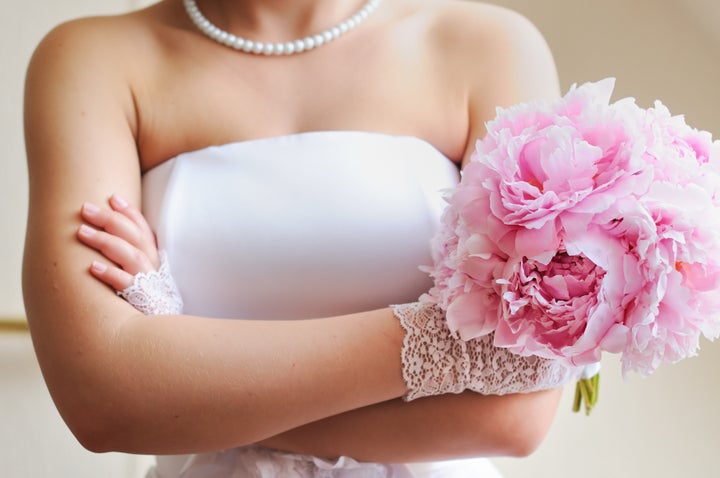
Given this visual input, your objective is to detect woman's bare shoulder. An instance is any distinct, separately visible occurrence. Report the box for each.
[25,2,189,145]
[423,1,555,76]
[424,1,544,39]
[29,2,180,76]
[397,0,558,99]
[407,0,560,160]
[37,11,138,50]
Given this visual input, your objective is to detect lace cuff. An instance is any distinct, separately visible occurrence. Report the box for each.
[117,251,184,315]
[393,302,579,401]
[394,302,468,400]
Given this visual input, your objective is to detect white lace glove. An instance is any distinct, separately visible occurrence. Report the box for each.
[393,302,583,401]
[117,251,184,315]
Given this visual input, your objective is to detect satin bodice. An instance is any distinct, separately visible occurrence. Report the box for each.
[142,131,460,320]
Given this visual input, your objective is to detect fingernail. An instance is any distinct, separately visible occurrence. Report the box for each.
[79,224,97,236]
[82,202,100,215]
[91,261,107,273]
[111,193,129,209]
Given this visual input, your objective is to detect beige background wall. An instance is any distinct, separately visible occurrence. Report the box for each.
[2,0,719,477]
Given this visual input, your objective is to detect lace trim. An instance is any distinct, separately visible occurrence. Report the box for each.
[394,302,467,400]
[393,302,578,401]
[118,251,184,315]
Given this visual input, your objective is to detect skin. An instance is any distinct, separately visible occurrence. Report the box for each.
[23,0,563,462]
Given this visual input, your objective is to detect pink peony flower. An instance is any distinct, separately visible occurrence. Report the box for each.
[493,251,625,366]
[618,102,720,374]
[424,78,720,376]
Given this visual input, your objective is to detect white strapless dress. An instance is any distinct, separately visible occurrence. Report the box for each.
[141,131,502,478]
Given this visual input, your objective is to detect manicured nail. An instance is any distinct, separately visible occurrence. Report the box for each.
[79,224,97,236]
[91,261,107,273]
[82,202,100,215]
[111,193,129,209]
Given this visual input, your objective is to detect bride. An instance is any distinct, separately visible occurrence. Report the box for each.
[22,0,576,476]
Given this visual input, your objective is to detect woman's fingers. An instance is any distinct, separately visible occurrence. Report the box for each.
[78,194,161,290]
[81,202,144,247]
[90,260,135,291]
[81,197,159,268]
[77,223,154,276]
[109,193,157,249]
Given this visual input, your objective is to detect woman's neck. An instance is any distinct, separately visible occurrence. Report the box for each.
[202,0,370,41]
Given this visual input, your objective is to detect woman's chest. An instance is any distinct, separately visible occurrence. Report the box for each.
[131,37,468,171]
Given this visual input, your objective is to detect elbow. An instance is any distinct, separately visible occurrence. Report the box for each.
[50,382,144,453]
[40,374,137,453]
[458,388,561,458]
[495,388,562,457]
[62,407,129,454]
[70,411,157,454]
[73,425,114,454]
[502,420,549,458]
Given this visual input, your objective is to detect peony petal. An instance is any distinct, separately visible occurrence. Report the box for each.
[514,222,561,263]
[446,290,500,339]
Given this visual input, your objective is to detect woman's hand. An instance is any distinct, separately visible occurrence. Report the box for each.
[77,194,183,316]
[77,193,159,291]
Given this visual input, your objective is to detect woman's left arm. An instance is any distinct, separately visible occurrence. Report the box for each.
[260,390,561,461]
[262,3,565,461]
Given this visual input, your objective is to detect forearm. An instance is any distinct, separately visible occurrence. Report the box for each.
[41,306,406,455]
[259,389,563,462]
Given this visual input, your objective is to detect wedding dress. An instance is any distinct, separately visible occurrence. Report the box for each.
[140,131,503,477]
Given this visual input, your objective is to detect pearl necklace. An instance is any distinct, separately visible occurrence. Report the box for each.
[183,0,383,55]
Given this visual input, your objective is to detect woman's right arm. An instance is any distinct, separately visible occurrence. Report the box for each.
[23,19,406,455]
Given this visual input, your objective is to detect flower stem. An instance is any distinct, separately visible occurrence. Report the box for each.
[572,373,600,415]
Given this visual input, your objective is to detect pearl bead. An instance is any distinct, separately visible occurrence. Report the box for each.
[182,0,382,56]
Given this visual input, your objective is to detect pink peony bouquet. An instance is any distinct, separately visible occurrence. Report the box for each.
[423,78,720,412]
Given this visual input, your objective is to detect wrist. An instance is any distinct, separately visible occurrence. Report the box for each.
[117,250,183,315]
